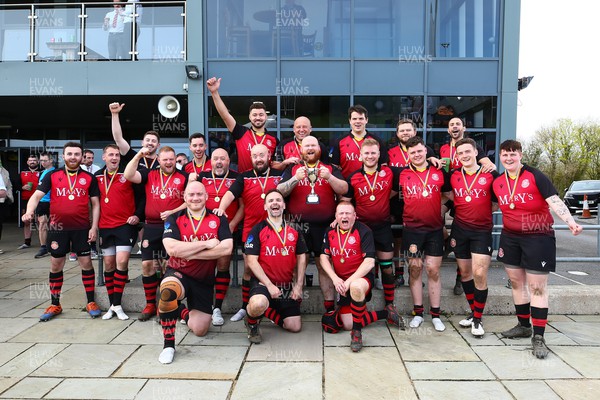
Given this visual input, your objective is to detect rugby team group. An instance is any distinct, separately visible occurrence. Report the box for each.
[17,77,582,364]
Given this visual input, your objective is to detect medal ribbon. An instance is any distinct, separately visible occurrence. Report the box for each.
[410,164,431,194]
[504,165,522,204]
[159,171,174,196]
[251,129,267,146]
[351,135,364,154]
[211,169,230,198]
[65,167,78,196]
[399,145,410,165]
[187,208,206,240]
[266,218,288,249]
[363,169,379,197]
[336,227,352,261]
[193,156,206,175]
[461,166,483,197]
[254,167,271,197]
[143,157,157,170]
[103,169,118,200]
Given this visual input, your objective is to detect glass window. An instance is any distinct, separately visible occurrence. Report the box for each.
[136,4,185,61]
[427,96,496,129]
[0,7,30,62]
[34,6,82,62]
[353,0,425,59]
[430,0,499,58]
[207,96,278,129]
[427,131,496,161]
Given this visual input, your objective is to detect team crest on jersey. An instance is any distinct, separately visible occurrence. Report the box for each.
[206,179,213,185]
[498,247,504,258]
[226,180,232,187]
[409,244,418,254]
[431,173,439,181]
[274,177,281,184]
[119,175,126,183]
[379,170,386,177]
[78,178,87,185]
[287,232,295,241]
[50,241,59,250]
[348,236,356,245]
[478,177,487,185]
[142,240,149,248]
[521,179,530,188]
[450,238,456,248]
[173,178,181,185]
[267,139,273,147]
[209,220,217,229]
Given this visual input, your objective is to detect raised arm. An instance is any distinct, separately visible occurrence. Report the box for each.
[206,77,236,132]
[109,102,131,156]
[123,149,145,183]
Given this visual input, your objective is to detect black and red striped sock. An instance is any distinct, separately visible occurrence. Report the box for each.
[178,303,189,323]
[324,300,335,312]
[462,279,475,312]
[531,306,548,336]
[49,271,63,306]
[159,309,178,349]
[112,269,128,306]
[361,310,386,327]
[413,304,424,317]
[473,287,488,320]
[246,315,260,325]
[430,306,441,319]
[241,279,250,310]
[103,270,115,305]
[264,307,284,327]
[380,261,395,305]
[142,274,159,305]
[81,269,95,303]
[351,300,366,331]
[515,303,531,327]
[214,271,230,309]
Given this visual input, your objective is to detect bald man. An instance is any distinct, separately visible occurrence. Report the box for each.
[272,116,328,170]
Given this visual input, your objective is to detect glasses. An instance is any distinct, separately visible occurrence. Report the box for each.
[176,159,186,164]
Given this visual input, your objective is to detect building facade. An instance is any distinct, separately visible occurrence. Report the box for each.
[0,0,520,176]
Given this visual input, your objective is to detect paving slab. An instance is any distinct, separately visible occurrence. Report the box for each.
[0,318,38,342]
[324,347,416,400]
[0,298,46,318]
[413,381,513,400]
[324,323,396,348]
[543,331,579,346]
[0,378,20,396]
[246,321,322,362]
[0,343,68,377]
[45,378,147,400]
[9,318,128,344]
[406,361,495,380]
[392,324,479,361]
[473,346,582,380]
[231,362,321,400]
[31,344,138,378]
[114,345,246,380]
[135,380,231,400]
[550,346,600,378]
[0,344,33,368]
[110,320,181,345]
[566,315,600,322]
[502,380,561,400]
[550,321,600,345]
[545,379,600,400]
[180,331,249,347]
[0,377,62,399]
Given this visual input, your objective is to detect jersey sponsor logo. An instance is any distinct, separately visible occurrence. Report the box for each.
[78,177,87,185]
[245,234,254,248]
[182,233,215,242]
[522,179,530,188]
[164,222,170,229]
[265,245,295,256]
[209,220,217,229]
[357,181,389,197]
[453,188,488,198]
[164,229,173,234]
[344,152,360,161]
[55,187,87,197]
[496,193,534,205]
[150,186,182,198]
[328,247,357,258]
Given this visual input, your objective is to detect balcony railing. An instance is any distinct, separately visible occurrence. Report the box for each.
[0,1,186,62]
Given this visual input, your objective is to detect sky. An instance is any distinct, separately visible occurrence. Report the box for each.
[517,0,600,142]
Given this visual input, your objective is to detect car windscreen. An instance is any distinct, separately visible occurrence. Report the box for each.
[570,181,600,191]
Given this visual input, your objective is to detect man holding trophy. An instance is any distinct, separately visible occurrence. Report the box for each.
[278,136,348,313]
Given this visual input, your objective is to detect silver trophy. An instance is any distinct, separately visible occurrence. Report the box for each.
[306,167,320,204]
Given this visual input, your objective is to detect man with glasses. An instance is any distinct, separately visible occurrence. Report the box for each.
[176,153,188,170]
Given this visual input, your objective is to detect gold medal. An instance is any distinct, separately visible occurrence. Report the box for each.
[261,193,266,199]
[104,198,109,203]
[340,257,345,264]
[369,195,375,201]
[68,194,75,200]
[465,195,472,202]
[281,248,288,256]
[422,190,429,197]
[215,196,221,202]
[160,193,166,200]
[505,166,523,211]
[509,203,515,210]
[358,157,362,162]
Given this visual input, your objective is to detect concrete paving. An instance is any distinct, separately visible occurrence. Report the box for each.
[1,225,600,399]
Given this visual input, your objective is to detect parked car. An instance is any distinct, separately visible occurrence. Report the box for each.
[563,180,600,214]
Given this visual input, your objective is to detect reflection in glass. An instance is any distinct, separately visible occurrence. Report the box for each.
[136,4,184,61]
[0,8,30,62]
[430,0,499,58]
[34,6,81,62]
[427,96,496,129]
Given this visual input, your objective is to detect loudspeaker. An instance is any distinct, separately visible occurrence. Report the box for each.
[158,96,180,119]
